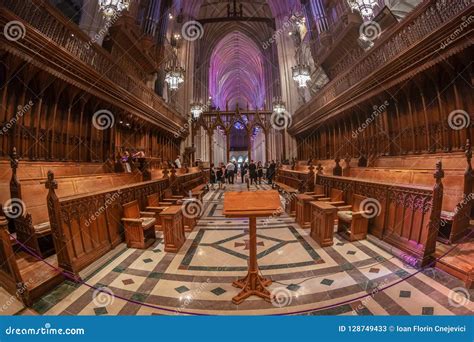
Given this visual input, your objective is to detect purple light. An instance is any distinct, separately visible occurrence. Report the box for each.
[209,31,266,110]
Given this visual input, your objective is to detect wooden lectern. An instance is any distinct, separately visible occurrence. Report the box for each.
[223,190,282,304]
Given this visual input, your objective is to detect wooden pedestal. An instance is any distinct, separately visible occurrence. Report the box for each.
[296,194,314,228]
[223,190,282,305]
[160,206,185,252]
[310,201,338,247]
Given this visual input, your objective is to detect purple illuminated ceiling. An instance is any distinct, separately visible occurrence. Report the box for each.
[209,31,266,110]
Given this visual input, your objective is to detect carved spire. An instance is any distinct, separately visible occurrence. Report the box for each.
[434,161,444,184]
[10,147,18,171]
[45,170,58,191]
[465,139,472,168]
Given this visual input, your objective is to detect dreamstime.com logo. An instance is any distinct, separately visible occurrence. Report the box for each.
[181,198,204,219]
[271,287,293,308]
[181,20,204,41]
[448,287,471,308]
[92,286,115,307]
[2,198,26,219]
[3,20,26,41]
[92,109,115,130]
[359,198,382,219]
[447,110,470,130]
[4,323,85,336]
[270,110,292,130]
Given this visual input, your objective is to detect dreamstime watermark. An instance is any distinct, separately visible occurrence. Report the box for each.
[270,110,292,130]
[356,277,390,312]
[440,192,473,228]
[85,11,123,49]
[5,323,85,336]
[447,109,470,130]
[92,286,115,307]
[181,198,204,219]
[2,198,26,219]
[182,20,204,41]
[92,109,115,130]
[175,278,211,314]
[174,107,208,138]
[359,198,382,219]
[359,21,382,42]
[440,15,473,49]
[262,13,303,49]
[3,20,26,42]
[85,190,121,227]
[271,287,293,308]
[352,101,389,138]
[0,100,34,136]
[448,287,471,308]
[0,278,33,313]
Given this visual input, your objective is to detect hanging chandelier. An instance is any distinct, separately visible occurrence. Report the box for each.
[292,64,311,88]
[272,97,286,115]
[98,0,130,19]
[165,60,185,91]
[347,0,379,19]
[190,102,204,119]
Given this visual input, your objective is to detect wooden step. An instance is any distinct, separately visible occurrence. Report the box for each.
[435,230,474,289]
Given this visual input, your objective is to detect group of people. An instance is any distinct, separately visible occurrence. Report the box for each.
[120,149,146,173]
[209,160,277,189]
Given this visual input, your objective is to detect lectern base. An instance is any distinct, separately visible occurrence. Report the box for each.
[232,270,273,304]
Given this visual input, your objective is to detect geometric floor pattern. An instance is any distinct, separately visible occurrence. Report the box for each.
[19,183,474,315]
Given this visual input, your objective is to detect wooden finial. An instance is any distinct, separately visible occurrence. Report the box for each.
[10,147,18,170]
[465,139,472,166]
[45,170,58,191]
[434,161,444,183]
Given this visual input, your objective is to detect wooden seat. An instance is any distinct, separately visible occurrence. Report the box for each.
[305,184,327,199]
[316,188,347,207]
[11,171,142,258]
[121,200,156,249]
[0,217,63,307]
[337,194,370,241]
[145,193,169,231]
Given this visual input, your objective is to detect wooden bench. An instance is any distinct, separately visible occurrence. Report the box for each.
[121,200,156,249]
[9,163,142,258]
[0,216,63,306]
[46,172,170,275]
[336,194,370,241]
[316,161,444,267]
[347,141,472,244]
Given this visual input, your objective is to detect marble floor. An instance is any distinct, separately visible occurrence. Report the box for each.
[4,183,474,316]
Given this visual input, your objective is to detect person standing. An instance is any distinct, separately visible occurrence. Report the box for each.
[241,162,248,183]
[210,163,216,190]
[226,161,235,184]
[257,161,263,185]
[248,160,257,185]
[174,155,182,169]
[268,160,276,184]
[216,163,224,190]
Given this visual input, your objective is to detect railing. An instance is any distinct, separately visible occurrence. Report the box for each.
[1,0,183,126]
[295,0,472,129]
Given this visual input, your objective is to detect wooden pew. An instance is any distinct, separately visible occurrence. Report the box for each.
[9,159,142,258]
[46,171,170,276]
[0,216,63,306]
[347,141,473,244]
[275,164,315,193]
[316,161,444,267]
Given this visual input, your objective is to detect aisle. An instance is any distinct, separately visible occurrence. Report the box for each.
[39,183,473,316]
